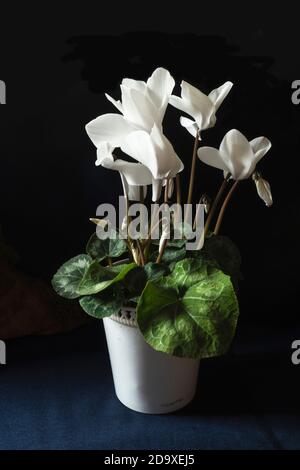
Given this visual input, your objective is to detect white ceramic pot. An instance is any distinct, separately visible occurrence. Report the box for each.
[103,307,200,414]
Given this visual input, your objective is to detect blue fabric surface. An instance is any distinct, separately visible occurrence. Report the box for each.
[0,324,299,450]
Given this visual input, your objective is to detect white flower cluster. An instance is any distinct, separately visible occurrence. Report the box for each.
[86,68,272,206]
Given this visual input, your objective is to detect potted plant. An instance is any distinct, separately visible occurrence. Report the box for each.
[52,68,272,414]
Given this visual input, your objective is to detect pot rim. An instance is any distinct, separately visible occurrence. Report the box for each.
[109,306,137,328]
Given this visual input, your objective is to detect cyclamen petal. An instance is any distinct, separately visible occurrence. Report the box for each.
[219,129,255,180]
[180,81,216,129]
[101,158,153,186]
[120,85,159,130]
[111,68,175,131]
[105,93,123,113]
[180,117,200,139]
[121,130,158,176]
[169,94,192,115]
[208,81,233,110]
[181,81,210,105]
[122,125,183,180]
[198,129,271,181]
[170,80,233,135]
[197,147,228,171]
[121,78,147,93]
[150,124,184,177]
[97,149,153,202]
[86,113,137,148]
[95,143,114,166]
[250,136,272,164]
[147,67,175,110]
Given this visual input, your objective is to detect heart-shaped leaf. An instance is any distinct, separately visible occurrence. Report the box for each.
[137,258,239,359]
[79,287,124,319]
[77,262,137,296]
[123,262,169,300]
[51,254,92,299]
[162,257,214,291]
[86,230,127,261]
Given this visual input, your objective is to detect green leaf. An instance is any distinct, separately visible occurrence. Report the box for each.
[137,258,239,359]
[122,266,147,296]
[137,281,205,358]
[123,262,169,301]
[182,270,239,357]
[109,263,129,274]
[79,287,123,319]
[162,257,212,292]
[150,245,186,264]
[137,282,179,330]
[77,262,137,296]
[144,262,169,281]
[51,254,92,299]
[162,244,186,263]
[86,230,127,261]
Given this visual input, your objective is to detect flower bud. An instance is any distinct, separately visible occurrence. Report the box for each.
[199,194,211,214]
[253,173,273,207]
[89,218,108,227]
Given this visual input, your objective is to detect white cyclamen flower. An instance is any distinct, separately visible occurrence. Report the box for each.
[85,68,182,200]
[121,124,184,201]
[197,129,272,180]
[252,173,273,207]
[169,80,233,138]
[96,142,152,201]
[121,124,183,180]
[86,67,175,148]
[96,129,183,202]
[107,67,175,129]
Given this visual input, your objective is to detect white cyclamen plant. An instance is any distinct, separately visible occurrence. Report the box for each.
[52,67,273,360]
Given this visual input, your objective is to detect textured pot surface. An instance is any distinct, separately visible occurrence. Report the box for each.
[103,309,200,414]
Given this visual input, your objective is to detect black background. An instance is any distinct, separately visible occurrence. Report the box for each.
[0,3,299,328]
